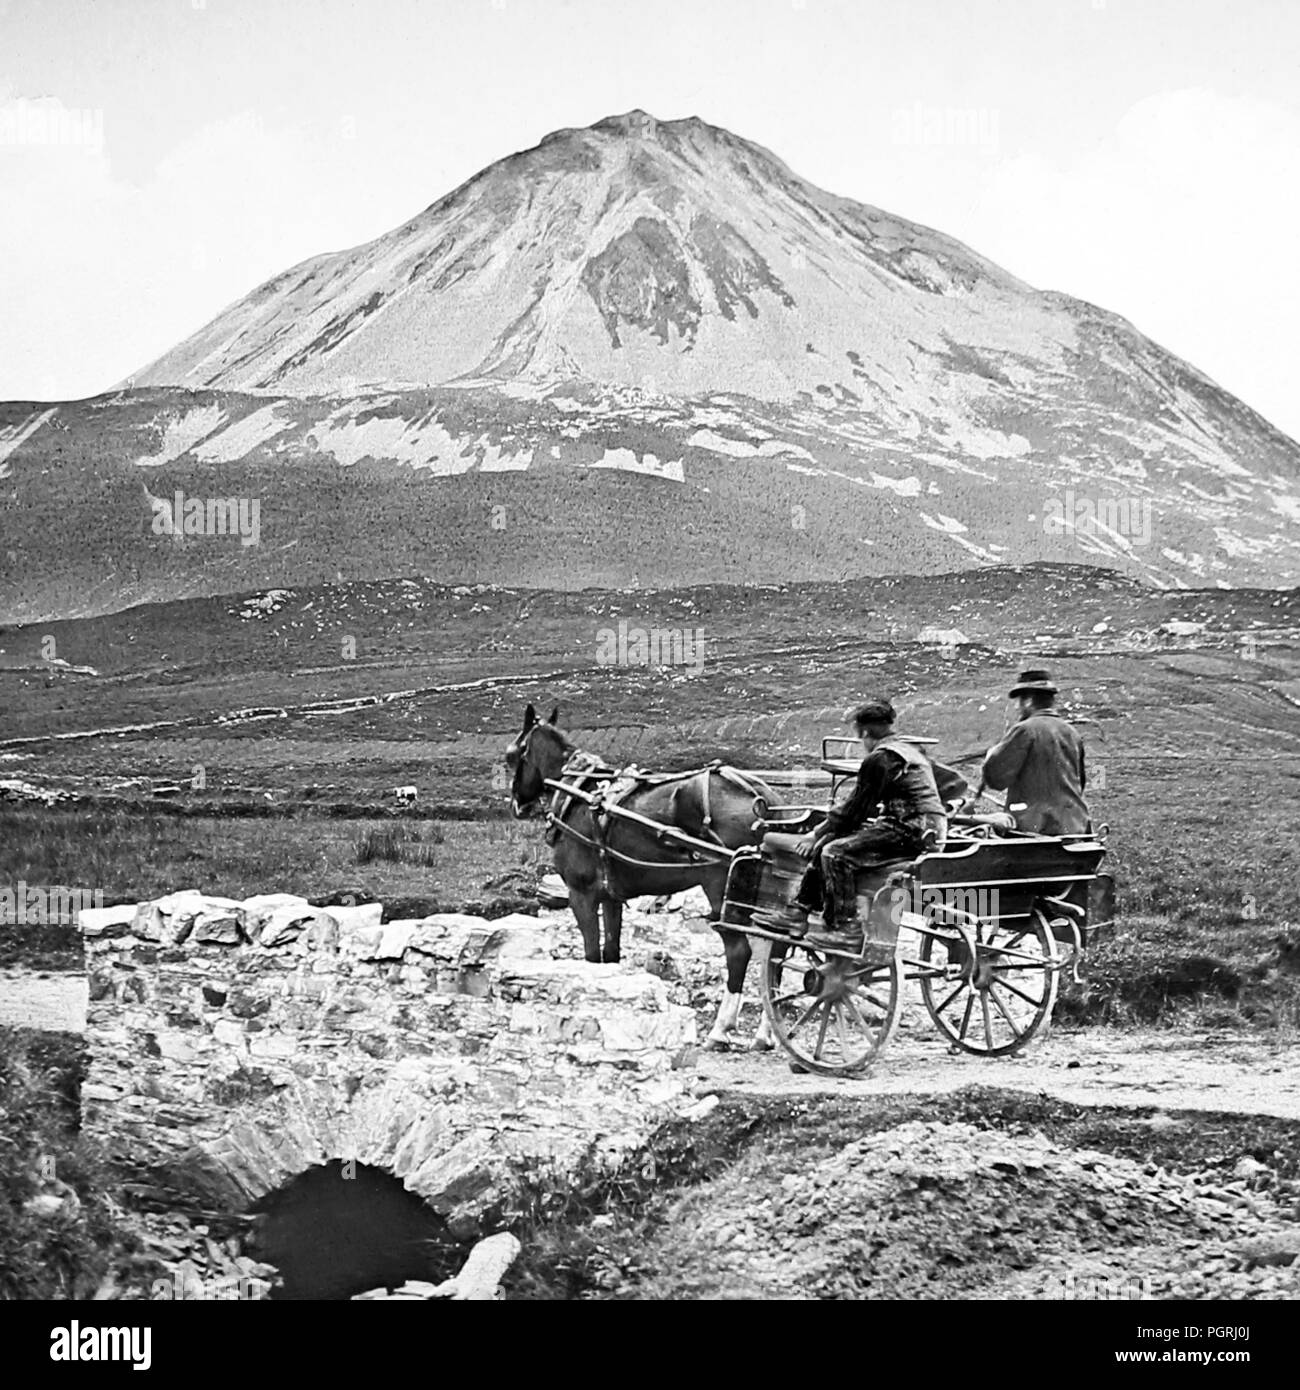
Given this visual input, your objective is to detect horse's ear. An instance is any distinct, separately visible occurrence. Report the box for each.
[523,703,537,730]
[547,706,559,725]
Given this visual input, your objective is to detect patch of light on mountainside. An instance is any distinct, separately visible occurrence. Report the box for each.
[134,405,226,468]
[1213,528,1271,560]
[685,428,759,458]
[870,472,923,498]
[192,405,293,464]
[585,449,684,482]
[306,409,478,474]
[0,408,56,474]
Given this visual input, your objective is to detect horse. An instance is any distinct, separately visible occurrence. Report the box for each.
[505,703,777,1051]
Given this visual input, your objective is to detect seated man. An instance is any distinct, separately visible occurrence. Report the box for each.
[970,669,1090,834]
[756,699,948,949]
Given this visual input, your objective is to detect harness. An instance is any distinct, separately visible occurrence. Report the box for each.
[526,738,768,896]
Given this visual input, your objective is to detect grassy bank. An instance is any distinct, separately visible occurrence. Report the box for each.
[0,1027,164,1299]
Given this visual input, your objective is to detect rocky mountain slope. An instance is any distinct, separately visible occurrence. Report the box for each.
[3,111,1298,622]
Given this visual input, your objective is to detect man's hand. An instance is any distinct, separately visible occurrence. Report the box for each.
[795,832,820,860]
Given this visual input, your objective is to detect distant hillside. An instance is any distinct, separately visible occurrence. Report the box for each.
[3,110,1298,621]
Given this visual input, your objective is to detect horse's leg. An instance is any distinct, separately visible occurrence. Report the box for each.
[599,898,623,964]
[570,887,602,964]
[751,940,779,1052]
[701,874,753,1051]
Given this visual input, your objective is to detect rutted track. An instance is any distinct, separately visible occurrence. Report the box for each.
[699,1025,1300,1120]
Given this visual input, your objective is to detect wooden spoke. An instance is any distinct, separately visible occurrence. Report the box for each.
[988,982,1025,1038]
[920,908,1060,1056]
[992,975,1047,1009]
[928,981,966,1018]
[757,937,901,1077]
[785,997,824,1038]
[957,992,976,1041]
[813,1003,832,1060]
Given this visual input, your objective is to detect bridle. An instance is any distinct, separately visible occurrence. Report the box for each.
[510,724,607,820]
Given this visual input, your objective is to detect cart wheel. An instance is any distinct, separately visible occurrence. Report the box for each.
[754,936,901,1077]
[918,908,1060,1056]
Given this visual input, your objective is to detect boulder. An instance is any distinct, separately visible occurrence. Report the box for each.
[239,894,313,942]
[78,903,138,937]
[135,892,243,945]
[916,626,968,647]
[258,904,337,948]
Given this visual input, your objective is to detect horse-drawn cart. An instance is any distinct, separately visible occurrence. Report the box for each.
[717,738,1111,1076]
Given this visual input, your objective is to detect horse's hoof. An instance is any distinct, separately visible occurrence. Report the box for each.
[748,1037,775,1053]
[788,1061,809,1075]
[703,1036,732,1053]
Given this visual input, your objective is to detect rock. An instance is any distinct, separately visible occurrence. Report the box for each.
[427,1233,522,1300]
[134,891,243,945]
[322,902,383,935]
[239,893,313,941]
[916,626,968,646]
[77,903,138,937]
[192,909,244,945]
[682,1094,719,1121]
[1233,1156,1269,1181]
[1236,1231,1300,1269]
[22,1193,74,1219]
[258,904,336,948]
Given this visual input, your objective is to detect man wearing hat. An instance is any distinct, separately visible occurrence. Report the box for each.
[755,698,947,949]
[975,670,1090,834]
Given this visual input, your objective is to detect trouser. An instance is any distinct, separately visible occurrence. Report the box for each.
[793,821,923,926]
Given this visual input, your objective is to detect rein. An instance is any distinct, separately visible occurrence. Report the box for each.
[520,734,767,886]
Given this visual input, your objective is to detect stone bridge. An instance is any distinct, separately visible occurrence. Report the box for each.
[81,892,703,1237]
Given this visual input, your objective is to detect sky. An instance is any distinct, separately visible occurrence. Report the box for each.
[2,0,1297,440]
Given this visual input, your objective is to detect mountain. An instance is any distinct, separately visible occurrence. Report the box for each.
[3,110,1299,623]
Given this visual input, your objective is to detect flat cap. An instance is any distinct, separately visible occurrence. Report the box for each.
[851,698,896,727]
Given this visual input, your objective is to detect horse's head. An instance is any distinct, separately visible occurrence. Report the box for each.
[505,703,570,818]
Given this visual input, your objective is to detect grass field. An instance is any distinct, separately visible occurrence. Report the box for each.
[2,564,1297,1023]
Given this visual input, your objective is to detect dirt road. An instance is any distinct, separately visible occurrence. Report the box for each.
[698,1022,1300,1120]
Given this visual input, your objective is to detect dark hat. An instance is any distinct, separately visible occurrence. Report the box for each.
[1009,669,1057,697]
[852,698,896,727]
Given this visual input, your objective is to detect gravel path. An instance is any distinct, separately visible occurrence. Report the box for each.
[699,1024,1300,1120]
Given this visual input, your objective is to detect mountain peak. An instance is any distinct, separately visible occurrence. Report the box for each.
[591,108,661,136]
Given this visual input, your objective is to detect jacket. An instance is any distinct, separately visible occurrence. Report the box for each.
[825,736,946,837]
[982,710,1090,834]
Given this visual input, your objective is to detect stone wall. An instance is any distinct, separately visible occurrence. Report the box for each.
[82,891,701,1237]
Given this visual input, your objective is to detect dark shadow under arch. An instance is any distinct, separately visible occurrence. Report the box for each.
[248,1160,463,1300]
